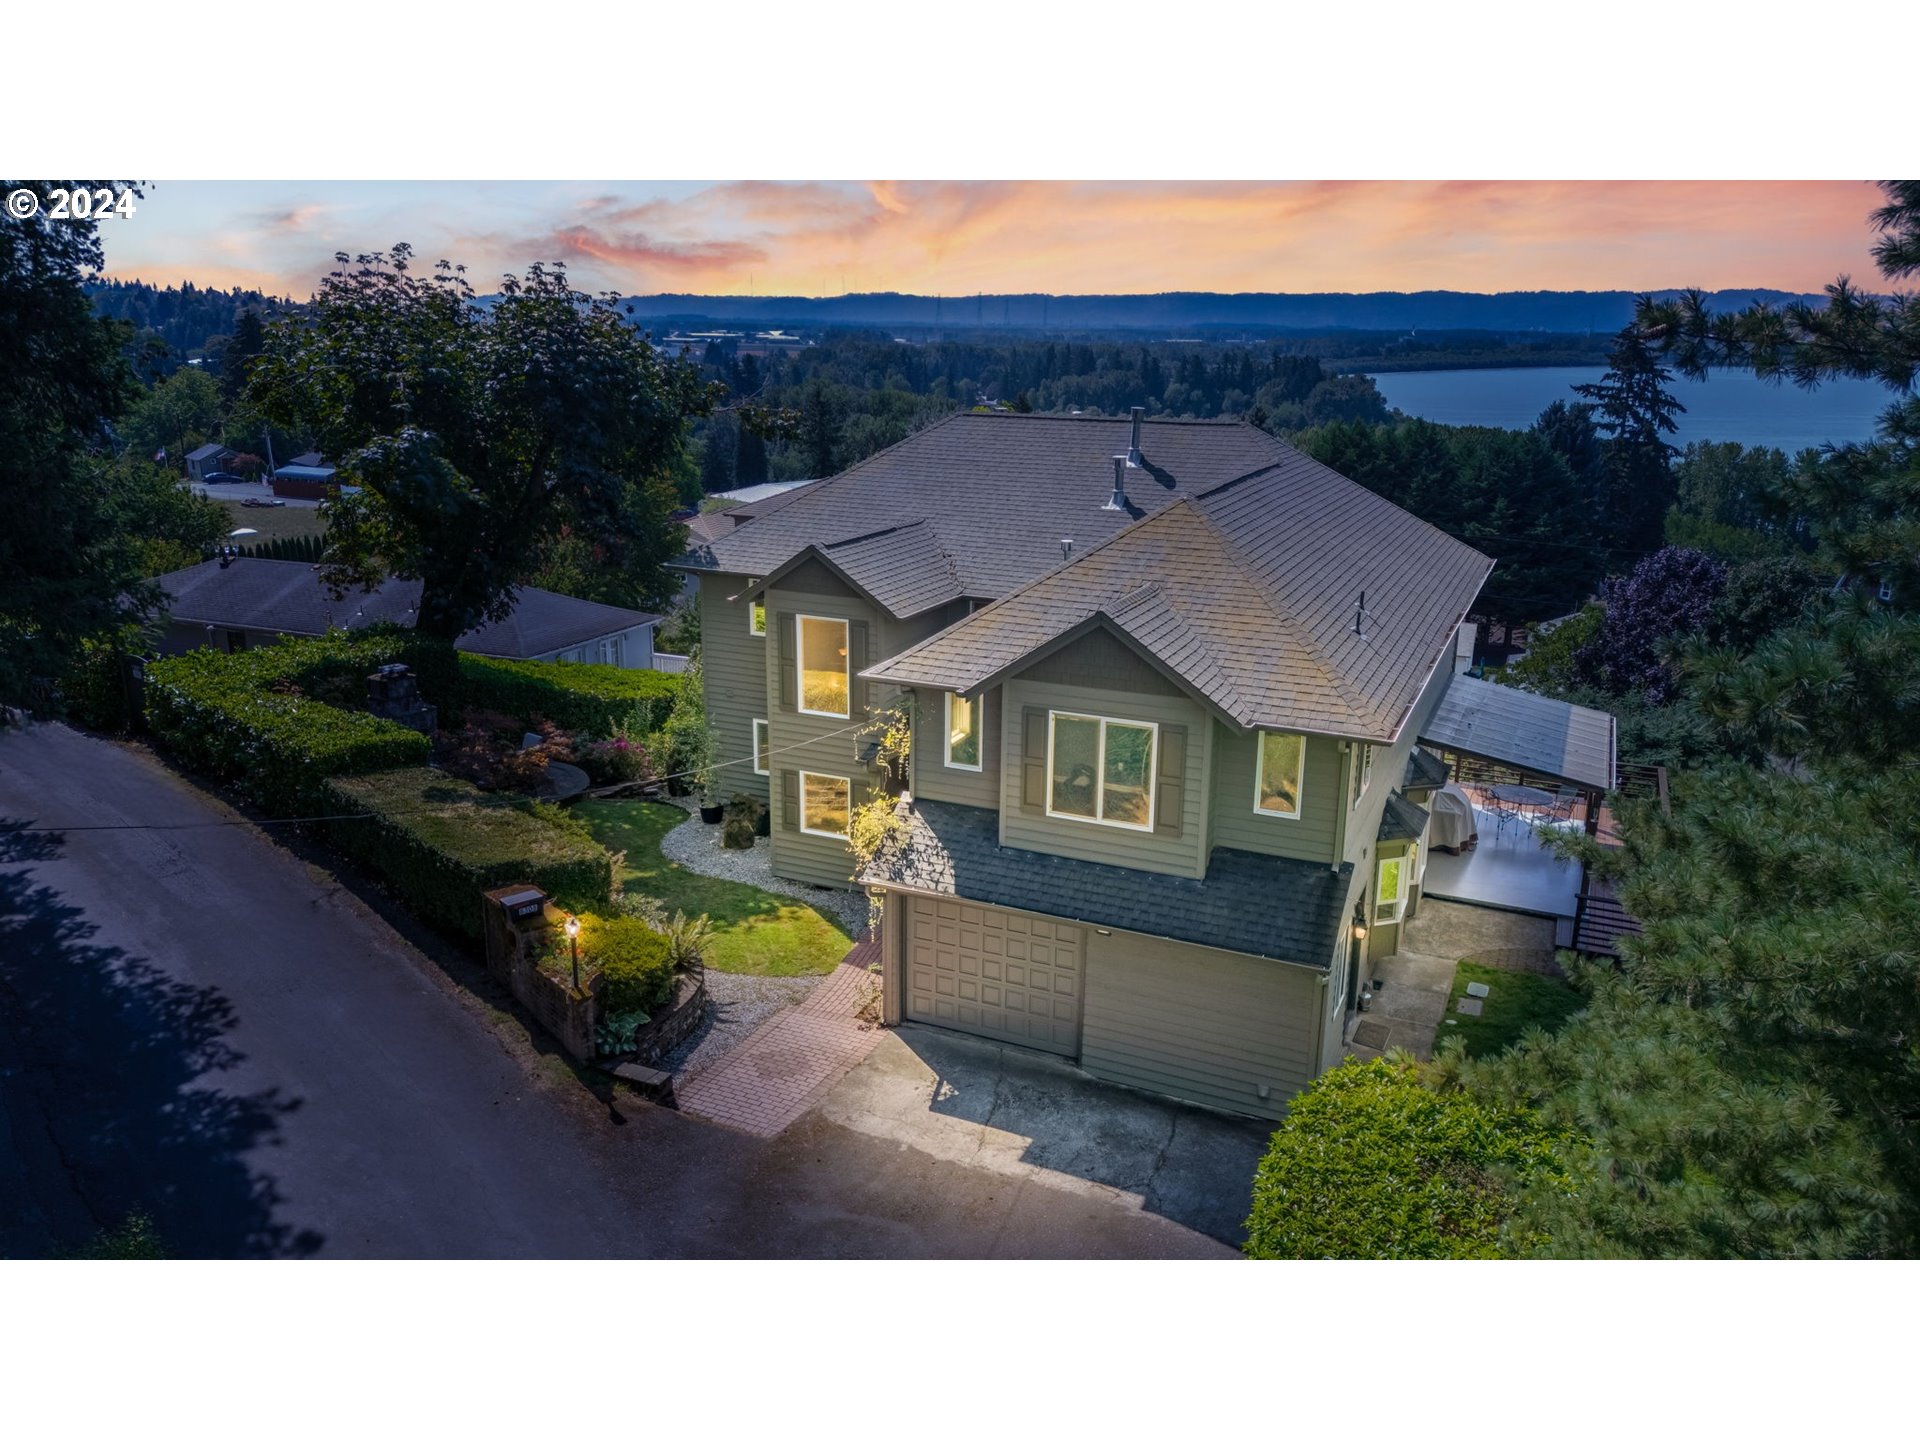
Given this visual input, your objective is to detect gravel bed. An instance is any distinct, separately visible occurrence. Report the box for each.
[657,798,869,937]
[662,971,823,1078]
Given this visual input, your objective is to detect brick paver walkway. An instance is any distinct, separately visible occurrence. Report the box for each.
[675,938,884,1138]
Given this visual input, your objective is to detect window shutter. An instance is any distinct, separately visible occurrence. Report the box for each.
[777,612,796,711]
[780,769,799,831]
[848,619,870,715]
[1020,706,1048,814]
[1155,725,1187,837]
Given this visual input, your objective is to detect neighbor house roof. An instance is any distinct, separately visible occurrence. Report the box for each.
[1418,674,1617,792]
[706,479,817,506]
[157,559,658,661]
[677,412,1293,612]
[860,799,1351,968]
[864,462,1492,743]
[273,464,336,481]
[186,443,228,461]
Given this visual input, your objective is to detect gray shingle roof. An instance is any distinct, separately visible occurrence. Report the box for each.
[860,799,1351,968]
[158,559,658,660]
[1377,791,1431,844]
[1418,674,1617,792]
[1404,746,1450,791]
[679,412,1289,609]
[866,462,1492,743]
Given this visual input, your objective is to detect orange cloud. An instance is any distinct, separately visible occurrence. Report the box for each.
[103,180,1886,299]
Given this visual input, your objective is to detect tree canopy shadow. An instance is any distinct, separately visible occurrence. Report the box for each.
[0,819,322,1258]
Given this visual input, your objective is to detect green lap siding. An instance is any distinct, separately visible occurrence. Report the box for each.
[1207,724,1342,865]
[909,683,1002,807]
[698,572,770,805]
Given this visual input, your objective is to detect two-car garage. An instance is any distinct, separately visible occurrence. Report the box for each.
[897,894,1323,1122]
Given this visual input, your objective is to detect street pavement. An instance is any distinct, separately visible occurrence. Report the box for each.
[0,723,1246,1259]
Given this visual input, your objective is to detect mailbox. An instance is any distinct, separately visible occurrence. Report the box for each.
[498,887,547,922]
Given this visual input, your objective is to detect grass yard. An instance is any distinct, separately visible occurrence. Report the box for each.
[1441,960,1585,1058]
[576,798,851,977]
[217,499,329,543]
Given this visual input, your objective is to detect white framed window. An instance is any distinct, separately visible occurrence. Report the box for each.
[1878,577,1896,603]
[797,614,851,717]
[1350,742,1373,808]
[749,597,767,636]
[752,719,770,776]
[945,691,983,770]
[1046,710,1157,831]
[1375,852,1407,924]
[798,770,851,838]
[1253,729,1305,818]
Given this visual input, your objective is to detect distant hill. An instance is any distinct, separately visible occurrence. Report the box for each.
[609,288,1826,335]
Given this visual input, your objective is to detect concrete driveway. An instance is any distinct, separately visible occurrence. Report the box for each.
[807,1026,1265,1252]
[0,722,1252,1259]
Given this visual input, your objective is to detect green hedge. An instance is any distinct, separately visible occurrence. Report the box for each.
[323,768,616,939]
[457,654,682,735]
[143,628,456,815]
[1243,1058,1575,1259]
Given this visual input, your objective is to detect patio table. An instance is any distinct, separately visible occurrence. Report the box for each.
[1489,783,1556,811]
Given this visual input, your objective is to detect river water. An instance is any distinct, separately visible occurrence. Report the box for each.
[1367,365,1889,451]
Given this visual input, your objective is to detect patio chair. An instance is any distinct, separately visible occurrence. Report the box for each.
[1551,786,1580,824]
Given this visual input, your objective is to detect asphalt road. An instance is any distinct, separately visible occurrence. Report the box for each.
[0,723,1237,1259]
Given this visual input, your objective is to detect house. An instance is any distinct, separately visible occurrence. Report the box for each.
[185,443,234,483]
[271,461,340,500]
[676,410,1619,1120]
[155,557,663,669]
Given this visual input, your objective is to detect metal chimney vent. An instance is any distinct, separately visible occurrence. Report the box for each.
[1104,456,1129,512]
[1126,406,1145,468]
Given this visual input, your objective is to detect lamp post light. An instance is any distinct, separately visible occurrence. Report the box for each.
[565,914,582,991]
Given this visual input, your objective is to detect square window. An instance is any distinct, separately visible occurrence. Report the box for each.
[749,598,767,636]
[798,614,850,717]
[1254,730,1304,817]
[752,719,770,776]
[799,771,851,838]
[945,691,982,770]
[1046,711,1156,831]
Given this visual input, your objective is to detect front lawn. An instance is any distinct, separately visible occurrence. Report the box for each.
[576,799,851,977]
[1440,960,1585,1058]
[217,499,328,543]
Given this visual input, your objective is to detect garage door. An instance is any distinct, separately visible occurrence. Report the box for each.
[904,897,1083,1056]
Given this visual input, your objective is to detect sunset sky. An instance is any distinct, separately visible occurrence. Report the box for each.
[98,180,1884,299]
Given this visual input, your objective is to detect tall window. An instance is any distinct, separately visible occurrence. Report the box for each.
[749,598,767,636]
[799,771,851,838]
[945,691,982,770]
[798,614,850,717]
[1254,730,1305,818]
[1350,742,1373,808]
[1047,711,1157,831]
[752,719,770,776]
[1375,853,1406,924]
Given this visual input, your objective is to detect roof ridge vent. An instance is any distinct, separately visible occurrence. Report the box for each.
[1127,406,1145,467]
[1104,455,1130,512]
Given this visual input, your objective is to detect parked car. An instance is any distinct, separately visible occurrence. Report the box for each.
[240,496,287,508]
[202,471,245,483]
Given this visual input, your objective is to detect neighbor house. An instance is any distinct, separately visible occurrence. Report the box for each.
[677,411,1618,1120]
[155,556,663,669]
[185,443,234,482]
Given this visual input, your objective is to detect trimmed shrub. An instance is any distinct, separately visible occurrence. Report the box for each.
[1243,1058,1572,1259]
[457,655,681,735]
[147,660,427,816]
[580,915,676,1015]
[323,767,616,938]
